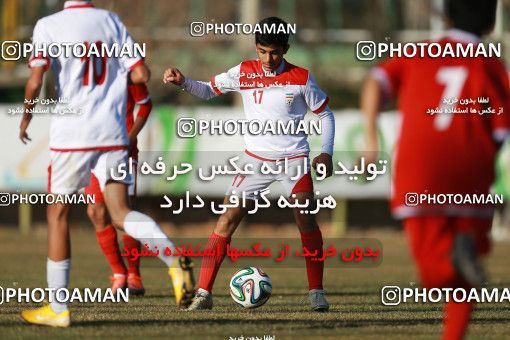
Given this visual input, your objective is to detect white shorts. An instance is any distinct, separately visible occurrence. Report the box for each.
[48,148,132,195]
[226,150,314,200]
[85,159,137,201]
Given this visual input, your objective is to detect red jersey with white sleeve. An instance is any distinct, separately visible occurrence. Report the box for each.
[126,83,151,159]
[210,59,329,159]
[28,1,144,151]
[373,29,510,219]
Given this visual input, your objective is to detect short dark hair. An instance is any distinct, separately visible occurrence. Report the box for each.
[445,0,497,36]
[255,17,290,47]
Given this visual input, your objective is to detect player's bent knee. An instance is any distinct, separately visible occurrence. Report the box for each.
[87,204,106,222]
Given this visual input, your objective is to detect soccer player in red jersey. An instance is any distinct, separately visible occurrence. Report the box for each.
[164,17,335,311]
[84,81,152,295]
[361,0,510,338]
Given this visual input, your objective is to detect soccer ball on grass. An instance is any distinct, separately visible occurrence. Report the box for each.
[229,267,272,308]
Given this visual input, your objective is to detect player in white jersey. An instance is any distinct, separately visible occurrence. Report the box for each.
[164,17,335,312]
[19,1,194,327]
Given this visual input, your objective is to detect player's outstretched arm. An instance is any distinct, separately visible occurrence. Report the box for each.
[360,75,383,160]
[20,66,46,144]
[163,67,185,86]
[163,67,218,100]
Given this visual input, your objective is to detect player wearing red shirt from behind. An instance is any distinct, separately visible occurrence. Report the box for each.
[85,81,152,295]
[361,0,510,339]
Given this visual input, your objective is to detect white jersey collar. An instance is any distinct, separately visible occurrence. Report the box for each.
[445,29,481,43]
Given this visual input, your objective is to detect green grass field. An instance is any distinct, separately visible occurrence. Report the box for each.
[0,226,509,339]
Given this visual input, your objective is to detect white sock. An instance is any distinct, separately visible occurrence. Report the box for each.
[197,288,210,296]
[47,258,70,313]
[123,211,177,267]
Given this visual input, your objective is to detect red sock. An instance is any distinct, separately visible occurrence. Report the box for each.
[300,229,324,290]
[443,301,474,340]
[198,232,230,293]
[123,234,141,276]
[96,224,127,275]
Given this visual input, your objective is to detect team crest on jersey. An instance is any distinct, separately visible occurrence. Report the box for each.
[285,93,294,106]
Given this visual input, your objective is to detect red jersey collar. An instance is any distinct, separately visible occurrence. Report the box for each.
[64,1,93,9]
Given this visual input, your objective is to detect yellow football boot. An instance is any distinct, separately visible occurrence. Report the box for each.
[168,256,195,307]
[21,304,70,327]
